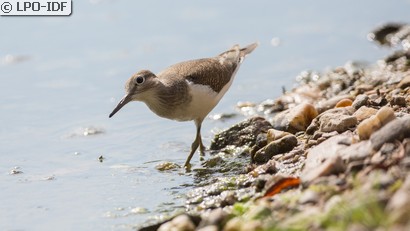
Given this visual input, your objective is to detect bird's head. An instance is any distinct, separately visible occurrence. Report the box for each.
[109,70,159,118]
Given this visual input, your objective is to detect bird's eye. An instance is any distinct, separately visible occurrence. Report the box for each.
[135,76,145,85]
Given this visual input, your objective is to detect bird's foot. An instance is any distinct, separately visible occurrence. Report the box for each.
[183,162,192,172]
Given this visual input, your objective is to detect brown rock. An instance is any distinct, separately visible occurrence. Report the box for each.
[376,106,396,125]
[271,103,318,134]
[158,214,197,231]
[357,106,396,140]
[398,75,410,89]
[315,95,354,113]
[319,113,357,133]
[390,95,407,106]
[266,128,292,143]
[298,190,320,204]
[307,107,356,134]
[253,135,298,164]
[352,106,378,122]
[357,115,382,140]
[335,99,353,108]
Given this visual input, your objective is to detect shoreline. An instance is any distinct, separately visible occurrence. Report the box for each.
[143,23,410,231]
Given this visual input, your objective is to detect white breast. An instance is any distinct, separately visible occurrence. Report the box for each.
[173,68,239,122]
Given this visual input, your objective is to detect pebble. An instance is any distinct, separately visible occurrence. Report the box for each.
[352,94,369,109]
[251,159,277,175]
[198,208,228,229]
[250,133,268,160]
[390,95,406,106]
[352,106,378,122]
[315,95,354,113]
[357,106,396,140]
[197,225,218,231]
[335,98,353,108]
[298,190,320,204]
[370,115,410,151]
[356,115,382,140]
[220,191,237,206]
[397,75,410,89]
[368,93,388,107]
[319,108,357,133]
[376,106,396,124]
[158,214,196,231]
[253,135,298,164]
[266,128,292,143]
[306,107,356,134]
[271,102,318,134]
[224,217,265,231]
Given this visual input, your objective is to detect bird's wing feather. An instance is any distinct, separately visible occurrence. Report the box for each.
[158,58,236,93]
[157,43,258,93]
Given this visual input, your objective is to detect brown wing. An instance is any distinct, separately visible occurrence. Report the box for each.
[158,58,237,93]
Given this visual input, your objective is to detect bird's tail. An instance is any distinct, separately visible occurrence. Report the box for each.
[218,42,258,64]
[239,42,258,57]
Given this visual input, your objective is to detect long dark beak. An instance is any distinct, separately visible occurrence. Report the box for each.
[109,94,132,118]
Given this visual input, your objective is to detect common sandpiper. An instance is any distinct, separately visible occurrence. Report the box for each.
[109,43,258,167]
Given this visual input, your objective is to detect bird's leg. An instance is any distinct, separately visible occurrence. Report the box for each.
[185,135,199,168]
[199,135,205,155]
[195,119,206,156]
[184,120,204,168]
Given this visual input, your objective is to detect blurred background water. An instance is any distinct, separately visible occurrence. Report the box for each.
[1,0,409,230]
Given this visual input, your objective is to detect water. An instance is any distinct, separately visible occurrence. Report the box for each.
[1,0,409,230]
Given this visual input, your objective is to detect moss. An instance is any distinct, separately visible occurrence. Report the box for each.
[232,202,251,216]
[388,179,403,193]
[319,194,389,230]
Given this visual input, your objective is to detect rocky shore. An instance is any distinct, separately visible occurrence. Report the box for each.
[142,23,410,231]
